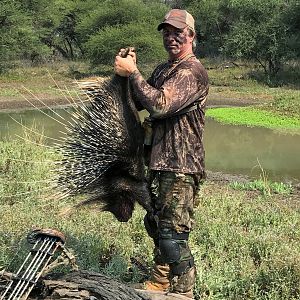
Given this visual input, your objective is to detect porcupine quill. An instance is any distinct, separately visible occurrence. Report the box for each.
[56,48,152,222]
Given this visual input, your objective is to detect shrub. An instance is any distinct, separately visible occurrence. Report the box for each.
[84,21,166,65]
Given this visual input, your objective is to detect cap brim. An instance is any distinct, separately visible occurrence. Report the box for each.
[157,20,187,31]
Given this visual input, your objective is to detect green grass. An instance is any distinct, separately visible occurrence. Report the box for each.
[206,107,300,133]
[0,136,56,205]
[203,59,300,133]
[230,180,294,196]
[193,182,300,300]
[0,61,86,102]
[265,94,300,118]
[0,136,299,299]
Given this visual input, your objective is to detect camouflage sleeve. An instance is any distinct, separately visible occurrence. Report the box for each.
[129,80,144,111]
[129,68,203,119]
[129,73,157,112]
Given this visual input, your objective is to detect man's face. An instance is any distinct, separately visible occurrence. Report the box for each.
[162,24,194,59]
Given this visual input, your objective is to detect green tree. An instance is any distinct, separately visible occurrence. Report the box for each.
[85,21,165,65]
[283,0,300,60]
[17,0,83,59]
[0,0,49,71]
[184,0,300,77]
[180,0,242,58]
[78,0,167,65]
[222,0,299,77]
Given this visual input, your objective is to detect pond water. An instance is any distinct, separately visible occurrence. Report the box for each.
[1,107,300,184]
[204,120,300,184]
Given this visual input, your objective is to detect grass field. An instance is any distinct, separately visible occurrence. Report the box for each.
[0,59,299,121]
[0,133,299,300]
[0,59,299,299]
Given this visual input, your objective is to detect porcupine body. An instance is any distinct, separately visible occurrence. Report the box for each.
[57,54,151,222]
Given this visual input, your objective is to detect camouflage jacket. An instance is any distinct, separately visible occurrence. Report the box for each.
[129,55,209,175]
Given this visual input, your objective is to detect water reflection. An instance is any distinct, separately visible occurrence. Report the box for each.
[204,120,300,183]
[1,108,300,183]
[0,108,72,142]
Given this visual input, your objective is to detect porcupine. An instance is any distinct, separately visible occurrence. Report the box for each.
[56,47,152,222]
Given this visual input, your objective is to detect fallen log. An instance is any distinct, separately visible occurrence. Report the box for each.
[42,270,147,300]
[40,270,192,300]
[1,269,193,300]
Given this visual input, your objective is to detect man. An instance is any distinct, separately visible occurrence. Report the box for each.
[114,9,209,299]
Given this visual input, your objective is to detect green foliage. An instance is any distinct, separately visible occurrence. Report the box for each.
[0,0,50,71]
[75,0,165,42]
[77,0,167,65]
[84,22,166,65]
[184,0,300,79]
[184,0,230,56]
[222,0,299,77]
[0,0,168,67]
[18,0,82,59]
[1,0,299,82]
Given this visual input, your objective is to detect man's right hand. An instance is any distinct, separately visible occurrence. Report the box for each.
[119,47,137,64]
[114,47,138,77]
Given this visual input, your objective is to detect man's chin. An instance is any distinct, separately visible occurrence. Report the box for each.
[167,49,180,59]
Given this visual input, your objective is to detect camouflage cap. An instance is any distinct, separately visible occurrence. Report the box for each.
[157,9,195,32]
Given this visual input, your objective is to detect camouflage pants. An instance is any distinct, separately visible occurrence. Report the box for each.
[147,170,201,233]
[144,170,202,293]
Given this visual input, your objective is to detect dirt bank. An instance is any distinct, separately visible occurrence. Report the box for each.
[0,92,260,113]
[0,96,80,112]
